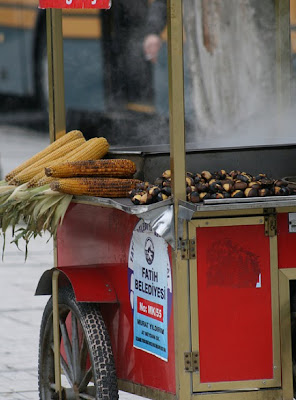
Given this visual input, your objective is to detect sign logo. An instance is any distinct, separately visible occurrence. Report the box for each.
[144,237,154,265]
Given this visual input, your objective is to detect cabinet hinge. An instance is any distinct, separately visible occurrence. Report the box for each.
[184,351,199,372]
[264,214,277,237]
[180,239,196,260]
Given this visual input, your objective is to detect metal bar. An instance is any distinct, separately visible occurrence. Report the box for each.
[52,269,62,399]
[189,389,283,400]
[167,2,191,399]
[275,0,291,113]
[268,235,281,387]
[195,216,264,228]
[203,195,296,206]
[46,9,66,144]
[185,199,296,214]
[167,0,186,237]
[279,269,295,400]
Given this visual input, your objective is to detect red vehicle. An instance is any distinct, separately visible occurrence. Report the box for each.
[34,1,296,400]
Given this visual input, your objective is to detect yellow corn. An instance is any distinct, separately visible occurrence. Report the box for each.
[50,177,141,197]
[45,159,136,178]
[37,176,56,187]
[66,137,110,162]
[28,137,110,187]
[5,130,84,181]
[10,138,86,186]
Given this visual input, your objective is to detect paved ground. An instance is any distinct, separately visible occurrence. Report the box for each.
[0,230,52,399]
[0,125,145,399]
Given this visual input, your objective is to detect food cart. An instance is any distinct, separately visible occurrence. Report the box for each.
[35,0,296,399]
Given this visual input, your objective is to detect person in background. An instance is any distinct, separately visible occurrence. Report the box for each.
[102,0,167,111]
[143,0,167,64]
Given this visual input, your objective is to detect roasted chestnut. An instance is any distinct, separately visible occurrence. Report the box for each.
[244,188,258,197]
[231,190,245,198]
[162,170,171,179]
[188,191,200,203]
[196,182,209,193]
[234,180,248,190]
[236,174,250,183]
[199,192,211,201]
[201,171,212,181]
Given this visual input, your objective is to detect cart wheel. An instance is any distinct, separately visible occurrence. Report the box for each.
[38,286,118,400]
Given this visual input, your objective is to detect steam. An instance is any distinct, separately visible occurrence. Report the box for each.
[183,0,291,148]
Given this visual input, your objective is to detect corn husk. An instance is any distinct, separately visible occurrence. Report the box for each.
[0,183,72,260]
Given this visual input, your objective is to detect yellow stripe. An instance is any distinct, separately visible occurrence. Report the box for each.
[0,0,37,6]
[291,31,296,54]
[291,0,296,25]
[0,8,21,28]
[0,7,36,29]
[62,15,101,39]
[21,9,37,29]
[0,5,101,38]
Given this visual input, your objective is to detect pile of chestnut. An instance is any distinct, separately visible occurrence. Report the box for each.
[129,169,295,205]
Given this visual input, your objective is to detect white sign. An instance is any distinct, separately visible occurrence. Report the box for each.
[128,221,172,361]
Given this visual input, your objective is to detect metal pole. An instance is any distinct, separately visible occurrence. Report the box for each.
[47,13,64,397]
[46,9,66,143]
[52,269,62,399]
[167,1,191,399]
[167,0,186,221]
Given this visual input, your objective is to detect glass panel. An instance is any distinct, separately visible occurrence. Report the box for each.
[183,0,293,149]
[63,3,170,148]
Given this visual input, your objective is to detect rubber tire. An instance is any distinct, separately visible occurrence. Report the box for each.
[38,286,118,400]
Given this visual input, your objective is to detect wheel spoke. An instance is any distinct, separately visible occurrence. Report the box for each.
[60,354,74,387]
[79,337,88,378]
[50,342,74,389]
[59,318,74,381]
[72,312,80,383]
[78,367,93,392]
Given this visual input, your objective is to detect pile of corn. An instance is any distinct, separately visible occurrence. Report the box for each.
[0,130,140,257]
[130,169,296,205]
[45,158,141,198]
[6,130,109,187]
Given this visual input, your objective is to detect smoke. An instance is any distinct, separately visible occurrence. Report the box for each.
[183,0,294,149]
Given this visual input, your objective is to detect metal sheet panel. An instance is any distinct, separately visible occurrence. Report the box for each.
[189,217,281,393]
[197,224,273,383]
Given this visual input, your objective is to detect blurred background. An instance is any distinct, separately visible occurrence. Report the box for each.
[0,0,172,149]
[1,0,296,156]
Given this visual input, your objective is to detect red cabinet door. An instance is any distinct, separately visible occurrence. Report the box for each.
[189,216,281,392]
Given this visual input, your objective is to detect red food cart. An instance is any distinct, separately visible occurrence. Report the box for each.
[35,1,296,400]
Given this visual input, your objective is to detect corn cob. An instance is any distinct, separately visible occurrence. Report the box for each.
[28,137,110,188]
[10,138,86,186]
[36,176,56,187]
[50,177,142,197]
[45,159,136,178]
[5,130,84,181]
